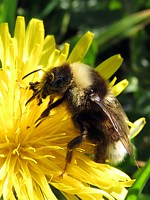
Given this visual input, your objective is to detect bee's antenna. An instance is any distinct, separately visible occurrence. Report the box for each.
[22,69,42,80]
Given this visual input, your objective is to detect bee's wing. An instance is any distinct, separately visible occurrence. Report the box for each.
[89,92,135,160]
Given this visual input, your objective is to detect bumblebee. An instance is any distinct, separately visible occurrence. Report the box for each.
[23,62,135,172]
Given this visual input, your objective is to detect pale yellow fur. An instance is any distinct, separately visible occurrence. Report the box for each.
[70,63,92,88]
[106,141,127,164]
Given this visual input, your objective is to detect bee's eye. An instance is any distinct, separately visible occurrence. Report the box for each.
[52,78,64,87]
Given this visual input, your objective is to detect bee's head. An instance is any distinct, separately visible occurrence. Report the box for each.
[41,63,72,98]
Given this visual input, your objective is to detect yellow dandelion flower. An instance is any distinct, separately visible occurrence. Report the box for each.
[0,16,145,200]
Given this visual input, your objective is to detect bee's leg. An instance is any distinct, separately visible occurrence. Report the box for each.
[35,96,66,126]
[94,141,107,163]
[61,131,88,177]
[28,82,43,105]
[61,114,88,176]
[29,81,40,92]
[35,107,51,127]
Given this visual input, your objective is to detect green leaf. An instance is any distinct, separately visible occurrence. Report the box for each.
[0,0,18,34]
[38,0,60,18]
[138,194,150,200]
[125,159,150,200]
[95,10,150,53]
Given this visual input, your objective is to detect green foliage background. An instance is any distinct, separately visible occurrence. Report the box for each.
[0,0,149,199]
